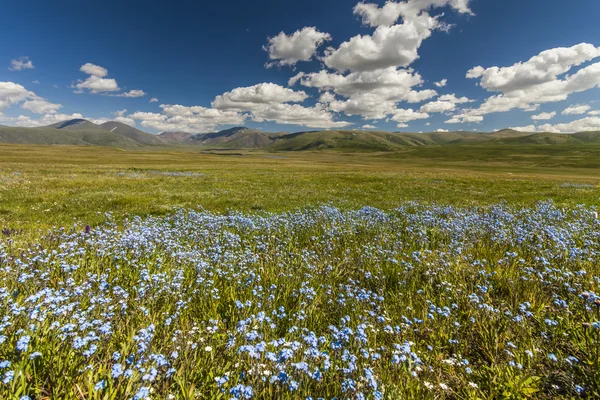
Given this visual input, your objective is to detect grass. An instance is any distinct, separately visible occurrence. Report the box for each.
[1,143,600,399]
[1,143,600,235]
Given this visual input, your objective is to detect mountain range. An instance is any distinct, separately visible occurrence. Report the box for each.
[1,119,600,151]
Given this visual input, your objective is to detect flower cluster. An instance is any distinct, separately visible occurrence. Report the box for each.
[0,202,599,398]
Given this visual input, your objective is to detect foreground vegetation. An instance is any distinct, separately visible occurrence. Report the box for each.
[1,203,599,399]
[1,144,600,398]
[1,144,600,234]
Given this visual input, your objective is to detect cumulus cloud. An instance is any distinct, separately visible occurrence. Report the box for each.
[21,98,62,114]
[75,63,119,93]
[562,104,591,115]
[435,128,449,132]
[150,98,159,103]
[353,0,473,28]
[0,81,32,109]
[434,78,448,88]
[362,124,377,129]
[80,63,107,77]
[212,83,308,111]
[530,111,556,121]
[252,103,352,128]
[265,27,331,67]
[75,63,145,97]
[288,72,305,86]
[419,93,472,113]
[112,109,136,127]
[0,81,62,115]
[463,43,600,120]
[538,117,600,133]
[9,57,34,71]
[509,125,536,132]
[324,0,472,72]
[116,89,146,98]
[301,67,436,120]
[391,108,430,127]
[13,113,85,127]
[129,81,350,132]
[445,113,483,124]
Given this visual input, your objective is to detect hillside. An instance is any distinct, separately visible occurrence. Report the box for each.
[0,125,142,148]
[193,127,282,148]
[1,120,600,151]
[0,119,162,148]
[100,121,164,145]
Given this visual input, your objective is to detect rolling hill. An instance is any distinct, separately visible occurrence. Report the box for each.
[1,119,600,151]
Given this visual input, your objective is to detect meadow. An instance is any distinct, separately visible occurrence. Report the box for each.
[0,143,600,399]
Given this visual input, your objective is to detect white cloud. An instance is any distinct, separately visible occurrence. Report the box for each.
[353,0,473,28]
[391,108,429,127]
[75,64,120,94]
[9,57,34,71]
[13,113,85,127]
[419,93,472,113]
[434,78,448,88]
[288,72,305,86]
[0,81,32,109]
[538,116,600,133]
[445,113,483,124]
[531,111,556,121]
[588,110,600,116]
[116,89,146,98]
[112,109,136,127]
[80,63,108,77]
[435,128,449,132]
[150,98,159,103]
[464,43,600,120]
[509,125,536,132]
[318,92,336,104]
[265,27,331,67]
[252,103,351,128]
[324,1,472,72]
[301,67,434,102]
[212,83,308,111]
[76,63,143,96]
[0,81,62,115]
[562,104,591,115]
[21,98,62,114]
[362,124,377,129]
[328,94,398,120]
[467,43,600,92]
[129,105,247,133]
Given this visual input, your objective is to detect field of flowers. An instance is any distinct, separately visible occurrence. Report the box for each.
[1,202,599,399]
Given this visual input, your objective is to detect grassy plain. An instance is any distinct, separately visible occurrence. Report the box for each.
[1,143,600,399]
[1,143,600,233]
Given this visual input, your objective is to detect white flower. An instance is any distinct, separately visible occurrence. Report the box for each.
[468,382,479,389]
[439,383,449,390]
[204,346,213,352]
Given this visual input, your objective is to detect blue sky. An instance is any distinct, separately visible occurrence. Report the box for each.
[1,0,600,134]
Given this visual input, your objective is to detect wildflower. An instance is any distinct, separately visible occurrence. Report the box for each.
[16,335,31,352]
[133,387,150,400]
[94,380,107,391]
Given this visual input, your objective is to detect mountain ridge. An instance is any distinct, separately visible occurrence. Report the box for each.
[1,118,599,151]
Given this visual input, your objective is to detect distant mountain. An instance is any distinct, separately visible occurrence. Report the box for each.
[48,119,105,131]
[0,118,164,148]
[100,121,164,145]
[0,124,141,148]
[1,120,600,151]
[188,127,284,148]
[158,131,193,143]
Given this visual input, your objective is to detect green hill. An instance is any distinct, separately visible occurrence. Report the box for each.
[1,120,600,151]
